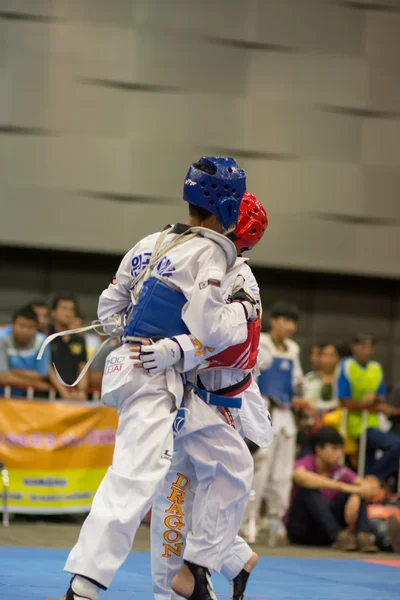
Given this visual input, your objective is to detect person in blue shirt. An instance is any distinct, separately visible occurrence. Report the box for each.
[0,305,51,396]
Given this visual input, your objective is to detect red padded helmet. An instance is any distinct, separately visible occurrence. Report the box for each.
[231,192,268,251]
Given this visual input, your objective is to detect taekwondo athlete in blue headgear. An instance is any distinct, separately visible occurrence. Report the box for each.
[60,157,259,600]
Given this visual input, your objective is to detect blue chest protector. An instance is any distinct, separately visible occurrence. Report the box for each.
[257,356,294,406]
[124,276,190,340]
[124,276,241,412]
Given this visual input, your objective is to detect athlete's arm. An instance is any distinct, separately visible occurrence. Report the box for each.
[97,248,136,324]
[182,247,255,349]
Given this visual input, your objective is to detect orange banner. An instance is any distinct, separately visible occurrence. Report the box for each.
[0,399,118,513]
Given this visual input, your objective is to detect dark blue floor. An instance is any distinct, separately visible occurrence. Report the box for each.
[0,547,399,600]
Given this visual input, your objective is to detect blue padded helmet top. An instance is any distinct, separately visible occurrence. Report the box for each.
[183,157,246,231]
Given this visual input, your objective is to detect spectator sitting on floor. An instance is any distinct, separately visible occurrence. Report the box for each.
[337,334,400,481]
[286,426,380,552]
[49,295,88,401]
[29,300,50,335]
[0,306,50,397]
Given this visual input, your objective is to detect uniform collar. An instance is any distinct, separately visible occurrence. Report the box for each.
[234,256,249,265]
[163,223,192,235]
[187,226,237,267]
[163,223,237,267]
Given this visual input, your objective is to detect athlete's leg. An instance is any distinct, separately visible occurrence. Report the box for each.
[151,439,196,600]
[64,369,182,592]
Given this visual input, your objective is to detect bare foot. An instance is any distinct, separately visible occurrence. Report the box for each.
[243,552,258,574]
[171,564,195,599]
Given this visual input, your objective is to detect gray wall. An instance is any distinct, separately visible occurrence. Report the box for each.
[1,0,400,277]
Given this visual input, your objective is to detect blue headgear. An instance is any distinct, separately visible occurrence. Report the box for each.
[183,157,246,230]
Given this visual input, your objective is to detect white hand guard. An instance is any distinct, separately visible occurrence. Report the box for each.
[138,338,182,374]
[231,275,260,322]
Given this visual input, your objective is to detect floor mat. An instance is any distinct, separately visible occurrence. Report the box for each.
[0,547,399,600]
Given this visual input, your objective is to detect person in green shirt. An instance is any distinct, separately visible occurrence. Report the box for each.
[337,334,400,481]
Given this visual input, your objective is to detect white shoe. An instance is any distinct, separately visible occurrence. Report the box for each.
[61,576,99,600]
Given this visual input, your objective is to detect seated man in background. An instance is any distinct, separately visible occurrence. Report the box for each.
[70,312,101,360]
[29,300,50,335]
[286,427,380,552]
[337,334,400,481]
[0,306,50,397]
[68,312,117,395]
[49,295,88,401]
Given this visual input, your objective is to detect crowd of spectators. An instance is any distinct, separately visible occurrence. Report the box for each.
[241,302,400,554]
[0,295,116,401]
[1,296,400,552]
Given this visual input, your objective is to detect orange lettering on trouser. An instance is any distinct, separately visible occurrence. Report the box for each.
[162,472,191,557]
[167,487,186,504]
[172,473,191,490]
[165,501,184,515]
[165,515,184,530]
[163,530,182,543]
[162,543,184,558]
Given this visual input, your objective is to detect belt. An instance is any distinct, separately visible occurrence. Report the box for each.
[194,373,252,410]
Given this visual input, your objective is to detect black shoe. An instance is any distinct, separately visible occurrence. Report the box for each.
[64,585,75,600]
[231,569,250,600]
[184,561,217,600]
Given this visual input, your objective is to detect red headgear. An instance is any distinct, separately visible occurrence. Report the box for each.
[231,192,268,251]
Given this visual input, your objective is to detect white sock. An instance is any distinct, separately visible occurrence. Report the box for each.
[71,575,100,600]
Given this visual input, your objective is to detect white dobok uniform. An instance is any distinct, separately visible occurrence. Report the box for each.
[64,226,253,589]
[241,333,303,536]
[150,259,274,600]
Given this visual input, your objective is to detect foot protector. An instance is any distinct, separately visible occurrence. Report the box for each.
[184,560,217,600]
[62,576,99,600]
[231,569,250,600]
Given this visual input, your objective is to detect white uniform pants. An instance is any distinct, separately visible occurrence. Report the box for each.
[151,393,254,600]
[65,367,182,588]
[241,430,296,536]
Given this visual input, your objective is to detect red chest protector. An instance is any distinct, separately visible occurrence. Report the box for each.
[199,316,261,372]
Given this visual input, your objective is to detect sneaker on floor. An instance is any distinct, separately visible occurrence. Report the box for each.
[387,515,400,554]
[332,529,357,551]
[356,532,379,553]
